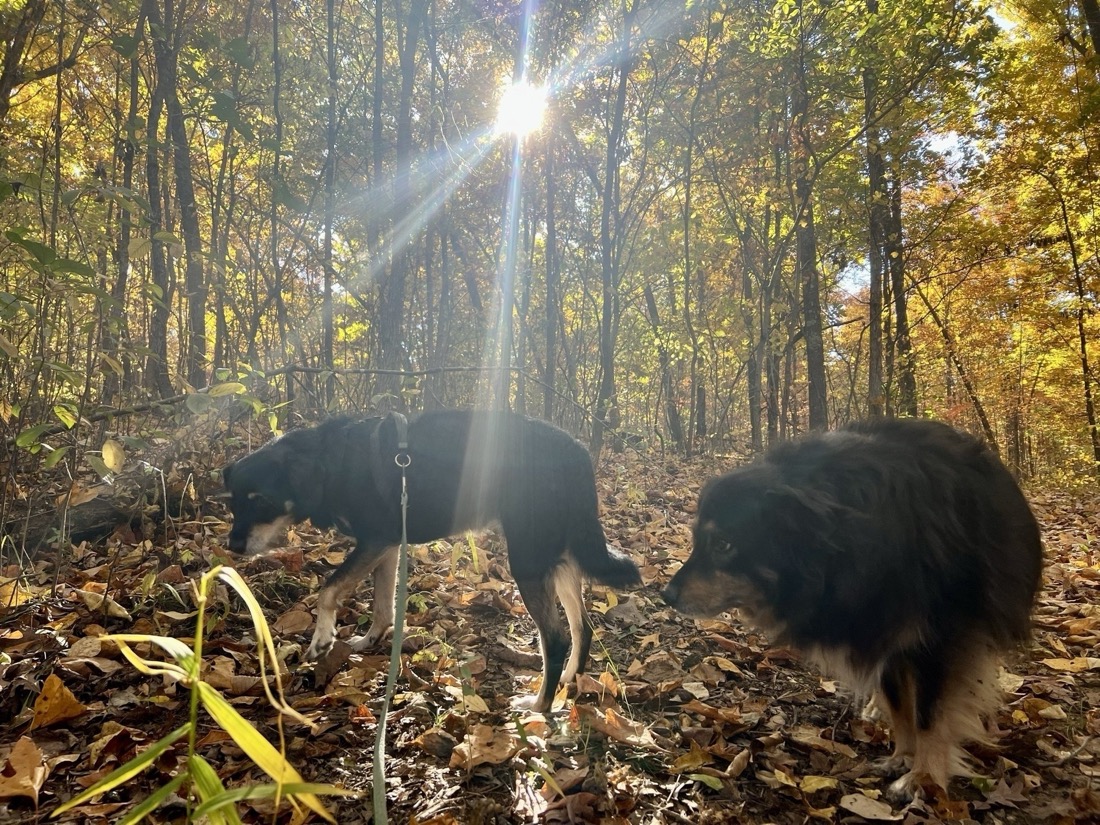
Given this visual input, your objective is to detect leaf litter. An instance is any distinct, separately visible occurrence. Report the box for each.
[0,445,1098,824]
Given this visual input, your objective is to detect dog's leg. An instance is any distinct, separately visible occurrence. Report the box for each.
[887,643,998,799]
[554,560,592,685]
[877,659,917,775]
[514,573,569,713]
[350,545,400,650]
[305,542,391,660]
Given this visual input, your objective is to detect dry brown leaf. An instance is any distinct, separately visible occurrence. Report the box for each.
[448,724,520,771]
[0,737,47,805]
[30,673,87,730]
[75,589,132,620]
[571,704,660,749]
[838,792,902,821]
[272,608,314,635]
[670,739,713,773]
[1042,656,1100,672]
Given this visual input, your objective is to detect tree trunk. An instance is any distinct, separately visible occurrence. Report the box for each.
[102,8,147,403]
[863,10,885,418]
[378,0,430,404]
[888,158,918,416]
[791,21,828,431]
[322,0,338,406]
[143,0,172,398]
[591,0,634,457]
[543,129,559,422]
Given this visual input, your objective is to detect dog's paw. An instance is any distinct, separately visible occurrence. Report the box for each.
[873,753,913,777]
[304,634,336,661]
[349,622,392,651]
[885,770,944,804]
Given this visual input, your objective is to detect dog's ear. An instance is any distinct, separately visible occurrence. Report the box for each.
[283,446,333,527]
[221,463,233,488]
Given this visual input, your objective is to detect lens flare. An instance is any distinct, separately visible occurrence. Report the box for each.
[494,81,547,138]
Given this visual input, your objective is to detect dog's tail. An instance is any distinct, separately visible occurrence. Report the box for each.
[568,462,642,589]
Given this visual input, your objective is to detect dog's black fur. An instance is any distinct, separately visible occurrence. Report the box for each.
[223,409,640,712]
[662,418,1043,795]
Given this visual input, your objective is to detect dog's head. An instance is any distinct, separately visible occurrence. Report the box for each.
[662,463,834,629]
[222,430,328,555]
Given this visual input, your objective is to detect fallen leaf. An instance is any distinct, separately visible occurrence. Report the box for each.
[30,673,87,730]
[272,608,314,635]
[572,704,660,749]
[838,793,901,821]
[0,737,47,804]
[1041,657,1100,672]
[76,590,132,620]
[449,724,520,770]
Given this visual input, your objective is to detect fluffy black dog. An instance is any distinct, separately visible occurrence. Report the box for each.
[662,418,1043,796]
[223,409,640,712]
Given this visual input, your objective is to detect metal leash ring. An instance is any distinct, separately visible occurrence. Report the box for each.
[395,452,411,468]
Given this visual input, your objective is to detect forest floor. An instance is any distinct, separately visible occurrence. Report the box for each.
[1,444,1100,825]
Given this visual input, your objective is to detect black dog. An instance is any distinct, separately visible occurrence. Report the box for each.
[223,409,640,712]
[662,418,1043,796]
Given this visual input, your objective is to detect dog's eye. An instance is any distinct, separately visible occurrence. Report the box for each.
[711,536,735,557]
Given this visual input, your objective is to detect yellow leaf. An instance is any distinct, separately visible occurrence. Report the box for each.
[800,774,839,793]
[102,438,126,472]
[30,674,87,730]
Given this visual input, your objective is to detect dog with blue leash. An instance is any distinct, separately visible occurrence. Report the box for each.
[223,408,641,712]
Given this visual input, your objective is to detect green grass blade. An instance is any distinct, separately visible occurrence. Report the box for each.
[195,683,335,822]
[51,723,191,816]
[115,773,187,825]
[193,782,356,819]
[188,754,244,825]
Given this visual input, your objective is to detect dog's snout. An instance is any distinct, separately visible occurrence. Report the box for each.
[661,579,681,607]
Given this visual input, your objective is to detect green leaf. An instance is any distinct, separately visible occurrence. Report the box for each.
[43,446,71,469]
[53,404,77,429]
[53,258,95,278]
[116,773,188,825]
[196,683,335,822]
[128,237,152,259]
[0,331,19,358]
[688,773,725,790]
[52,724,191,815]
[85,454,113,479]
[15,423,49,448]
[110,33,140,58]
[186,393,213,414]
[208,381,246,397]
[193,783,355,819]
[8,234,55,264]
[188,754,244,825]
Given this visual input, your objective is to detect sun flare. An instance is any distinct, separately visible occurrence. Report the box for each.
[494,81,547,138]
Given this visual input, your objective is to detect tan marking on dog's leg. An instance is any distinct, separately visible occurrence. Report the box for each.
[306,584,344,660]
[555,561,589,685]
[890,646,1001,798]
[351,546,400,650]
[305,543,393,660]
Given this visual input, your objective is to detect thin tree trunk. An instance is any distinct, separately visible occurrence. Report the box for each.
[378,0,429,402]
[543,129,559,422]
[591,0,635,457]
[912,282,997,447]
[322,0,338,406]
[888,159,918,415]
[102,8,147,403]
[792,14,828,431]
[863,7,886,418]
[143,0,171,398]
